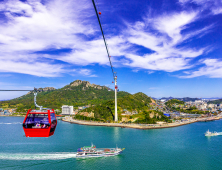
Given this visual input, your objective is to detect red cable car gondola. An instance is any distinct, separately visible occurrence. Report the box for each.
[23,109,57,137]
[22,90,57,137]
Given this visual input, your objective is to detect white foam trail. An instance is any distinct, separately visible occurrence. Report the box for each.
[0,122,22,124]
[0,152,77,160]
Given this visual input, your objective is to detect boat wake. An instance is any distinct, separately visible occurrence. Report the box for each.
[0,152,77,160]
[0,122,22,125]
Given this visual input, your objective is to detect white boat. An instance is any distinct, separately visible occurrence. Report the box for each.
[205,129,219,136]
[76,144,124,158]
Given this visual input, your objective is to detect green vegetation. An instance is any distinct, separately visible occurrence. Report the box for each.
[76,92,170,124]
[0,80,169,124]
[165,99,185,107]
[0,81,130,112]
[208,99,222,105]
[74,114,104,122]
[166,99,207,114]
[78,92,153,121]
[135,110,172,124]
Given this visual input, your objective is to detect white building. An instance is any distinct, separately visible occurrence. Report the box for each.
[62,105,74,115]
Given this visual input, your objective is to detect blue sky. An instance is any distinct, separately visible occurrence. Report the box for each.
[0,0,222,100]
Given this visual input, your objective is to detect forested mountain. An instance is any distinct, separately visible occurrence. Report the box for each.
[0,80,130,111]
[161,97,200,102]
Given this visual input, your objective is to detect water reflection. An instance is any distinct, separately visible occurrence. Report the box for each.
[113,127,120,142]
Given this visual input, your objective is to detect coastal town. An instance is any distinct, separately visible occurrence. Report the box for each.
[1,79,222,130]
[1,98,221,119]
[58,98,222,128]
[59,98,220,115]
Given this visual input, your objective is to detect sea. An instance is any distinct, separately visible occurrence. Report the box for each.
[0,116,222,170]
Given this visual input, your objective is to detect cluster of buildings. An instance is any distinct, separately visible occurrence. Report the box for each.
[152,99,222,113]
[61,99,222,122]
[0,108,16,115]
[174,100,222,112]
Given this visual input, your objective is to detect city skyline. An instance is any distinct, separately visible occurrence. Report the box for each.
[0,0,222,100]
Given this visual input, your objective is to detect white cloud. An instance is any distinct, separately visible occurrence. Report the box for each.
[0,0,128,77]
[72,69,97,77]
[0,0,98,77]
[179,0,222,15]
[0,0,218,78]
[123,11,207,72]
[132,69,139,72]
[147,71,154,74]
[180,59,222,78]
[153,11,197,43]
[0,59,65,77]
[49,36,128,66]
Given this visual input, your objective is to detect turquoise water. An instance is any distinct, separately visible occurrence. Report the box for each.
[0,117,222,170]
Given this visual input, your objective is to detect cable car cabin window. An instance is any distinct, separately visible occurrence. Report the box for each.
[23,114,50,129]
[50,113,57,133]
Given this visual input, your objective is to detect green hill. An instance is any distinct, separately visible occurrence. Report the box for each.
[0,80,170,123]
[77,92,170,123]
[0,80,130,112]
[165,99,185,108]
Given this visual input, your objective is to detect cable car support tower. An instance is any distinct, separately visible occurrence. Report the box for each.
[92,0,118,122]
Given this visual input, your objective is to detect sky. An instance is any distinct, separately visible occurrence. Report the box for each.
[0,0,222,100]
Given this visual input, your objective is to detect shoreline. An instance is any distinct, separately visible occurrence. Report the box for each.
[0,115,25,117]
[0,115,219,129]
[62,117,202,130]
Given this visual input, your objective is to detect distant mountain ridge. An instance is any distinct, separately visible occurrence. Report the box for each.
[160,97,200,102]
